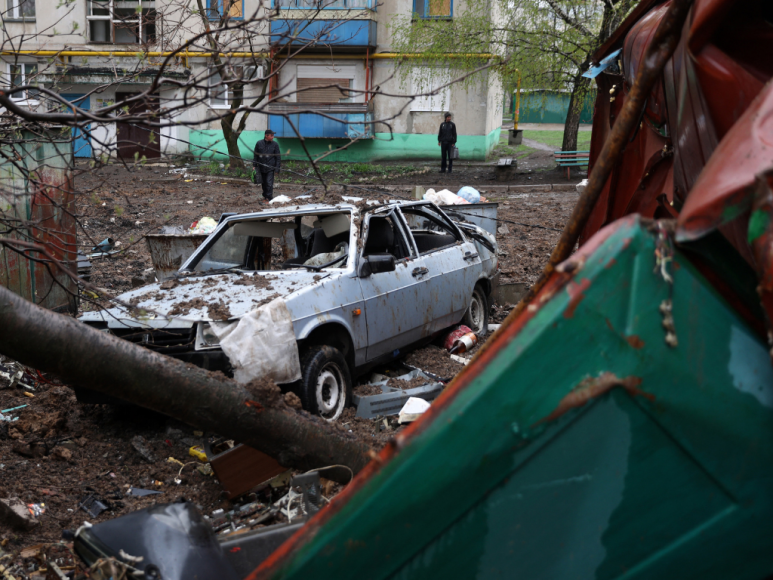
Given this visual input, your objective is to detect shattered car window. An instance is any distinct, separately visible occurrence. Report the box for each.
[194,227,250,272]
[400,206,461,255]
[189,211,352,273]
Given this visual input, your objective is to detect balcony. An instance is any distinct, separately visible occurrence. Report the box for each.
[267,103,373,139]
[273,0,376,9]
[270,19,376,48]
[270,0,377,48]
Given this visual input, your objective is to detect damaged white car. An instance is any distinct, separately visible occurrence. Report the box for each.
[79,200,498,420]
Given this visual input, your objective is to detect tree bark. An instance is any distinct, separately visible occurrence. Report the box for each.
[221,114,245,171]
[0,286,371,482]
[562,0,638,153]
[561,73,591,152]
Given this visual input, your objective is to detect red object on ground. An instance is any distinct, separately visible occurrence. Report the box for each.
[442,326,473,352]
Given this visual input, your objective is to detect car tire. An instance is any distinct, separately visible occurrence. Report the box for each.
[463,285,489,336]
[298,345,351,421]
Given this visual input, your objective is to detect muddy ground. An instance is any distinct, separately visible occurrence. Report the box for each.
[0,158,579,560]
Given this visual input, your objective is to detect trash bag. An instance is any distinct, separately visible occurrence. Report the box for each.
[189,216,218,234]
[457,186,481,204]
[423,188,470,205]
[73,502,239,580]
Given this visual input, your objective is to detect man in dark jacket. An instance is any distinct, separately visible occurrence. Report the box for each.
[253,129,281,201]
[438,112,457,173]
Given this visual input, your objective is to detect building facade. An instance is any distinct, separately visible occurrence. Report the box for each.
[1,0,502,162]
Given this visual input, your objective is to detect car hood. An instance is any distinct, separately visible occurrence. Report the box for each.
[79,270,337,329]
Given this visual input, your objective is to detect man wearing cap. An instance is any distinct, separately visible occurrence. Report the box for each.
[438,112,457,174]
[253,129,281,201]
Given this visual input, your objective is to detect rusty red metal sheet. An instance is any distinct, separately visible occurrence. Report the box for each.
[676,79,773,245]
[583,0,773,262]
[0,132,76,313]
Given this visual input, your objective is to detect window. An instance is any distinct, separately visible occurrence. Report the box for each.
[296,65,357,104]
[413,0,452,18]
[410,68,449,112]
[6,0,34,19]
[401,206,461,255]
[209,66,262,108]
[206,0,243,20]
[361,213,411,260]
[8,63,39,102]
[87,0,157,45]
[275,0,373,8]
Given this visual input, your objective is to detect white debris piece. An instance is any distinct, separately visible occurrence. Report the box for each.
[576,179,588,193]
[269,195,293,204]
[423,188,470,206]
[398,397,431,424]
[189,216,218,234]
[210,298,302,384]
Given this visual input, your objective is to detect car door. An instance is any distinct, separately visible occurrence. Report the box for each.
[358,210,434,362]
[398,203,482,333]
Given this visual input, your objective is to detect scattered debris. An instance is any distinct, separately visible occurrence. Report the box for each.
[127,488,162,497]
[80,494,109,518]
[130,435,157,463]
[352,368,444,419]
[442,325,478,354]
[207,439,287,500]
[189,216,218,234]
[0,497,41,530]
[73,502,240,580]
[398,397,431,424]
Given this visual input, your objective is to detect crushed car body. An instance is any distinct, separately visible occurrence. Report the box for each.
[79,200,498,419]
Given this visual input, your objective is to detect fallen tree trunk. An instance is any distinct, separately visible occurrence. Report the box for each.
[0,286,371,482]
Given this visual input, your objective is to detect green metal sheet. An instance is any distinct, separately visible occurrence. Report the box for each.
[256,216,773,580]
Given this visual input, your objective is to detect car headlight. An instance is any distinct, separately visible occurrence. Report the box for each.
[195,322,221,350]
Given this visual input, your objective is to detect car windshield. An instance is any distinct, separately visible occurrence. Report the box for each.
[188,211,352,274]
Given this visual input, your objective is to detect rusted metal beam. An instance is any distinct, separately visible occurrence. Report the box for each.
[508,0,693,323]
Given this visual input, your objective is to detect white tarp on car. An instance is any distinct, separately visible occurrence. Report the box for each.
[210,298,302,385]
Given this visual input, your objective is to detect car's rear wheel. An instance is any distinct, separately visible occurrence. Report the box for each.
[298,345,351,421]
[463,285,489,335]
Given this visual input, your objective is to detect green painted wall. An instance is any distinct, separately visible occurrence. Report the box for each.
[189,127,501,163]
[511,90,595,124]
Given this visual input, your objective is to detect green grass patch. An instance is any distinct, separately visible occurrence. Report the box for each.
[522,130,592,152]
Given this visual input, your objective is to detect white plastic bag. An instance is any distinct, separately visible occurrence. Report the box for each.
[189,216,218,234]
[456,186,481,204]
[423,188,470,205]
[210,298,301,385]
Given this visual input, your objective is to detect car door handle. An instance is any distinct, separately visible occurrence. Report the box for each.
[412,267,429,277]
[464,252,479,261]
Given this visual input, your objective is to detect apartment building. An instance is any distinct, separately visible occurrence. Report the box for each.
[1,0,502,162]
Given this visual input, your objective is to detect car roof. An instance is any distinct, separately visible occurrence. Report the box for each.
[221,199,434,222]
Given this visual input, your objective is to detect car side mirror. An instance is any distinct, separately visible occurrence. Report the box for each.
[359,254,396,277]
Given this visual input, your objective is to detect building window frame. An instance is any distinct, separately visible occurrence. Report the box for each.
[6,0,35,20]
[7,62,39,104]
[412,0,452,19]
[295,65,359,104]
[206,0,243,21]
[271,0,375,9]
[208,65,262,109]
[87,0,158,46]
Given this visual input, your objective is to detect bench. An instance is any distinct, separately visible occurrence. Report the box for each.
[553,150,590,180]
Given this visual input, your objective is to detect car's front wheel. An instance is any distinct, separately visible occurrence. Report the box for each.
[298,345,351,421]
[463,284,489,336]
